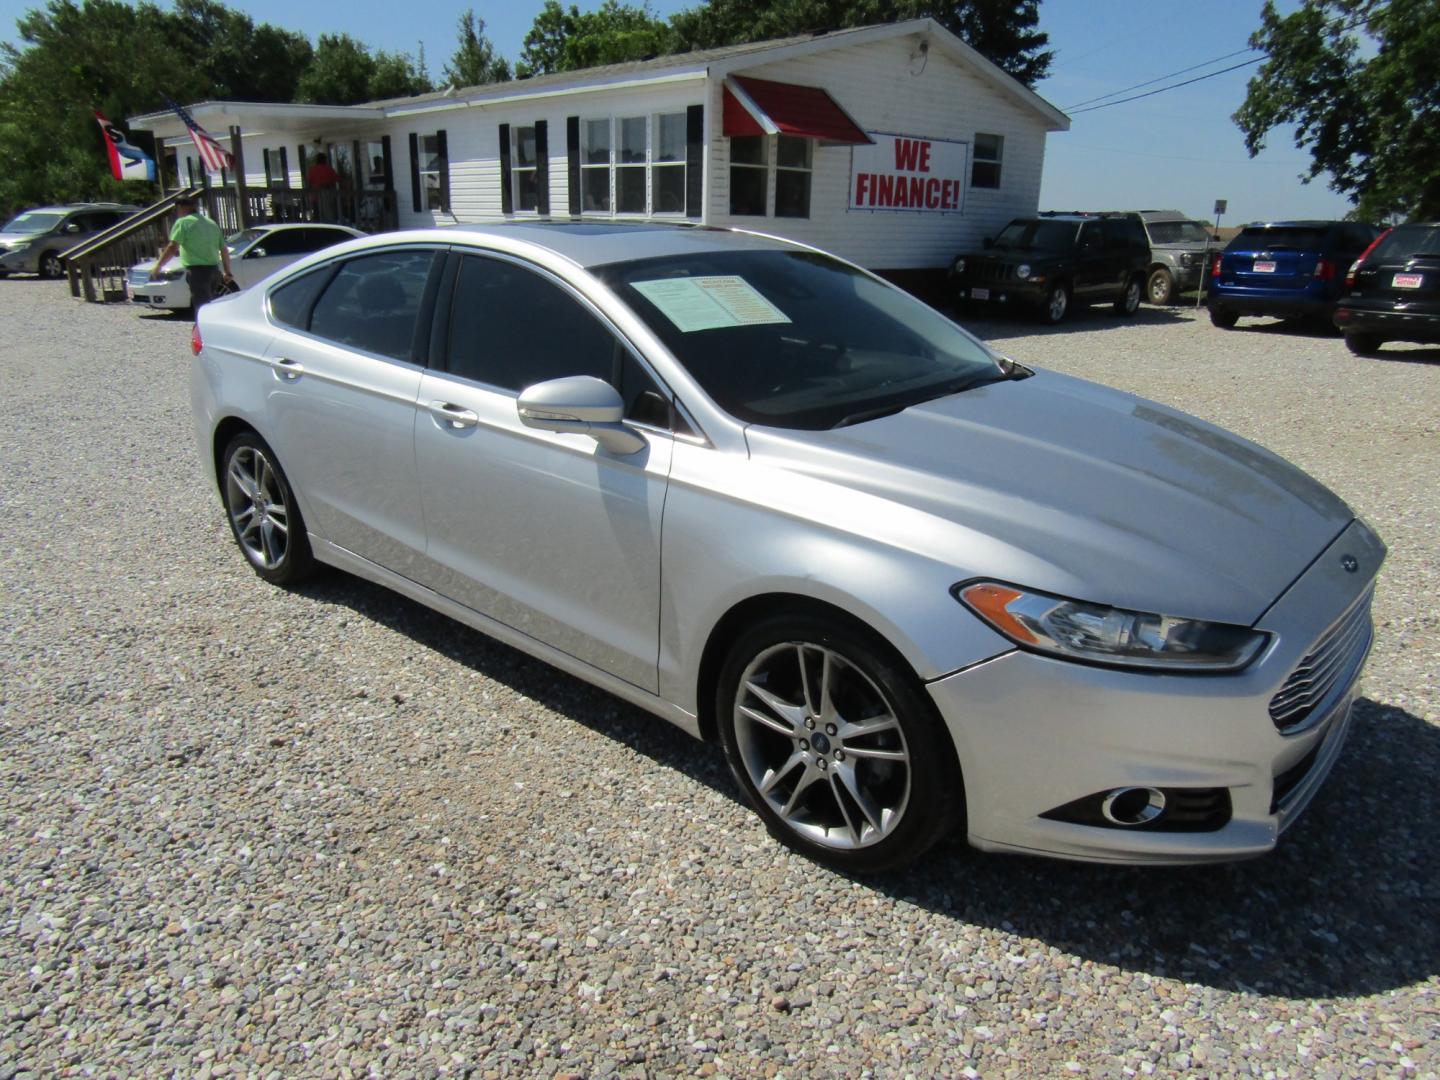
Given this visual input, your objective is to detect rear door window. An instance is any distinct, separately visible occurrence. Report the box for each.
[302,227,355,253]
[269,267,333,330]
[309,250,440,362]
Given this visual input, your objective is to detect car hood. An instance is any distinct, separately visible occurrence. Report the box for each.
[744,369,1353,625]
[0,231,45,244]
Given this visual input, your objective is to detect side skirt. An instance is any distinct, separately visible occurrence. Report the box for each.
[312,536,704,740]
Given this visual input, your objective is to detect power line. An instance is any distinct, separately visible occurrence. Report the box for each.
[1062,47,1260,111]
[1068,57,1266,115]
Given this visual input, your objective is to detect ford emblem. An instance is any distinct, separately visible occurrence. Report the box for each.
[1340,554,1359,573]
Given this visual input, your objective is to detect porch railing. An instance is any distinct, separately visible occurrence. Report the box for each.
[64,187,203,302]
[211,187,399,235]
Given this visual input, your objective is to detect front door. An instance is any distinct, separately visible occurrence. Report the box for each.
[412,253,675,691]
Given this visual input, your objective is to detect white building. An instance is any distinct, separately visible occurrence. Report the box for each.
[130,19,1068,281]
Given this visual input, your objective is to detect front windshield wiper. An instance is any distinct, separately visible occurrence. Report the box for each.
[832,369,1026,429]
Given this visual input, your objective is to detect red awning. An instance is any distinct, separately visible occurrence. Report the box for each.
[722,76,871,145]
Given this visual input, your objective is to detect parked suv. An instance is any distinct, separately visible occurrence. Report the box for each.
[1333,222,1440,355]
[1207,220,1379,330]
[1134,210,1214,305]
[0,203,139,279]
[950,212,1150,324]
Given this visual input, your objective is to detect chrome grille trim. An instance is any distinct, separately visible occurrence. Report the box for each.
[1269,590,1373,732]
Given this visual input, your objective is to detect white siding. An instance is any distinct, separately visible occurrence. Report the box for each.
[710,33,1050,269]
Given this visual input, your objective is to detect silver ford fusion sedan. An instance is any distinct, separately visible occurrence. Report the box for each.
[190,223,1384,872]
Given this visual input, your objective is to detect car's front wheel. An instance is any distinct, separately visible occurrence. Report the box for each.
[1147,267,1176,305]
[1115,275,1142,316]
[717,613,961,873]
[39,251,63,279]
[220,432,315,586]
[1042,283,1070,325]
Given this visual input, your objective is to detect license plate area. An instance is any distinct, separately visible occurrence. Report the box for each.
[971,287,991,300]
[1393,272,1423,289]
[1253,260,1277,273]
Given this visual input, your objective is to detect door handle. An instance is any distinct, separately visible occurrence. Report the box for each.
[429,401,479,429]
[272,357,303,379]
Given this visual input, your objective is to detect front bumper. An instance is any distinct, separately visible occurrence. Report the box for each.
[0,246,38,273]
[127,268,190,310]
[928,518,1384,864]
[952,278,1048,311]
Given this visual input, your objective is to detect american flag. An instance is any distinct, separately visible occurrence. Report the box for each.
[163,97,233,173]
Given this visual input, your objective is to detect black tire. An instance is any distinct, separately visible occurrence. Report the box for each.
[1041,282,1070,325]
[716,612,962,874]
[38,251,63,279]
[219,431,315,587]
[1147,267,1176,305]
[1115,275,1142,316]
[1344,331,1383,356]
[1209,306,1239,329]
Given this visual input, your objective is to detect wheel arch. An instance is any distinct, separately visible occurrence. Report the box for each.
[211,415,261,495]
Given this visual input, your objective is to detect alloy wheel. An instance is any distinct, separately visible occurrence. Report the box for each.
[40,252,63,279]
[732,641,911,850]
[225,445,291,570]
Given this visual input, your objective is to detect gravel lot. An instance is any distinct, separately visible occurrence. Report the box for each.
[1,280,1436,1079]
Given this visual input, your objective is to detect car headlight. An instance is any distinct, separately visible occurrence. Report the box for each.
[160,269,186,281]
[1016,263,1031,279]
[952,256,966,274]
[957,582,1267,672]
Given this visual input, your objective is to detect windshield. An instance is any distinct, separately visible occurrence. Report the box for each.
[992,220,1076,253]
[1371,224,1440,260]
[225,228,267,254]
[1147,220,1211,244]
[595,250,1002,430]
[2,211,64,234]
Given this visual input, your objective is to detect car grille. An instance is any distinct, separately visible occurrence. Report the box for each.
[970,261,1016,283]
[1269,591,1373,732]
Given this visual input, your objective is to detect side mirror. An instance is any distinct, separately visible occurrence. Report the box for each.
[982,237,994,250]
[246,247,267,258]
[517,375,645,456]
[64,223,82,234]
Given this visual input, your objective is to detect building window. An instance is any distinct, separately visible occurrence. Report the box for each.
[420,133,447,211]
[581,119,611,213]
[729,135,767,216]
[972,133,1003,189]
[653,112,687,214]
[616,116,647,214]
[513,125,539,212]
[774,135,812,218]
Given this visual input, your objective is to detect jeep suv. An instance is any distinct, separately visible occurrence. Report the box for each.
[1135,210,1214,305]
[949,212,1150,324]
[1207,220,1379,329]
[0,203,140,279]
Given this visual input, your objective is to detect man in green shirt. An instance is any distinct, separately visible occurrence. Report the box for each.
[150,195,234,312]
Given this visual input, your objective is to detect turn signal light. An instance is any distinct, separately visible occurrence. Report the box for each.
[1313,258,1336,281]
[1210,254,1223,278]
[190,324,202,356]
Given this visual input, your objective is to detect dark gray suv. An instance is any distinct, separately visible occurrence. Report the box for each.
[0,203,139,279]
[1135,210,1215,305]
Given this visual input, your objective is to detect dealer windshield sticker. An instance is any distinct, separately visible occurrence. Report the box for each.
[632,276,791,332]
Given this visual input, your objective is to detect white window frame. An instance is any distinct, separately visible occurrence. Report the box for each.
[580,118,613,215]
[971,132,1003,189]
[579,112,689,218]
[419,133,445,211]
[511,124,540,214]
[728,135,769,217]
[773,135,812,219]
[650,111,687,217]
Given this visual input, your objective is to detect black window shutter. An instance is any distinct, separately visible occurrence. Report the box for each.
[408,132,421,212]
[498,123,513,215]
[685,104,704,218]
[263,148,273,187]
[566,116,581,216]
[278,146,289,188]
[535,120,549,216]
[380,135,393,191]
[436,130,450,213]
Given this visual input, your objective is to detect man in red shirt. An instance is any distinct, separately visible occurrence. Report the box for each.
[306,152,340,220]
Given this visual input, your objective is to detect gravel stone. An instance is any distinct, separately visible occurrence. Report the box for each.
[1,283,1436,1077]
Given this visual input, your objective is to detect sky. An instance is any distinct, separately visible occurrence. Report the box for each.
[0,0,1354,224]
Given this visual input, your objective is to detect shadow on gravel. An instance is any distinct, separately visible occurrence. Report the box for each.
[1363,346,1440,365]
[1217,316,1341,339]
[298,574,1436,999]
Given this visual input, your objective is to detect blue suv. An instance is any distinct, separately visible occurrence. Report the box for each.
[1208,220,1379,329]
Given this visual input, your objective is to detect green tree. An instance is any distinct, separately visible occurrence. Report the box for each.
[166,0,312,102]
[518,0,673,77]
[370,47,434,99]
[1233,0,1440,221]
[668,0,1052,87]
[444,9,511,87]
[296,32,431,104]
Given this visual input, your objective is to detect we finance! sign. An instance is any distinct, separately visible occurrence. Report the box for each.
[850,133,968,214]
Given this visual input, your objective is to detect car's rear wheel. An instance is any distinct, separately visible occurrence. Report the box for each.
[1209,306,1239,329]
[39,251,63,279]
[717,613,961,873]
[1147,267,1176,305]
[220,432,315,586]
[1344,331,1383,356]
[1042,283,1070,325]
[1116,275,1142,316]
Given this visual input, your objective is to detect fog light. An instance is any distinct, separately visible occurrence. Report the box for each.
[1101,787,1166,826]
